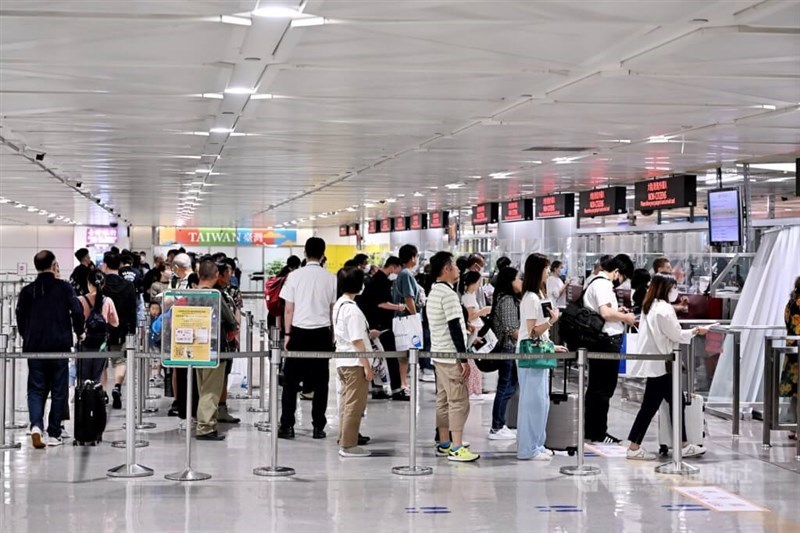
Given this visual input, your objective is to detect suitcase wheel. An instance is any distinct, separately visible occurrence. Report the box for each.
[567,448,577,457]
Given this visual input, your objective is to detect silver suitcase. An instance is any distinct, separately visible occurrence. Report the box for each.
[545,362,578,456]
[658,392,706,455]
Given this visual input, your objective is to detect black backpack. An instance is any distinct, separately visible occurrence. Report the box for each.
[558,276,609,350]
[82,295,109,351]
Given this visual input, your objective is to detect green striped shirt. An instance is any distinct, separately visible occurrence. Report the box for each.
[427,282,467,363]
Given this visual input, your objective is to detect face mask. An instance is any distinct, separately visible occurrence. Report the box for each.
[613,278,621,289]
[361,265,369,273]
[388,273,398,281]
[669,288,680,303]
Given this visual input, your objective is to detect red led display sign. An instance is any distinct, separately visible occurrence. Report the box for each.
[634,175,696,211]
[472,203,499,225]
[535,193,575,219]
[429,211,449,229]
[410,213,428,230]
[380,219,393,233]
[339,225,348,237]
[578,187,627,217]
[501,199,534,222]
[347,224,360,236]
[368,220,379,234]
[393,216,410,231]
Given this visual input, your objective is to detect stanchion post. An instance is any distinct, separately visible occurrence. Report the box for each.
[561,348,599,476]
[0,334,21,450]
[249,320,268,413]
[732,330,741,437]
[762,337,773,448]
[233,312,254,399]
[392,348,432,476]
[254,341,295,477]
[108,334,153,478]
[165,367,211,481]
[256,326,280,431]
[655,349,698,475]
[135,321,155,430]
[5,325,25,429]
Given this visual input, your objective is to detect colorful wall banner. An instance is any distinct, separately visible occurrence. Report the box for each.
[158,227,298,247]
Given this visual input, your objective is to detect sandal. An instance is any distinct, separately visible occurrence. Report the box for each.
[789,432,797,441]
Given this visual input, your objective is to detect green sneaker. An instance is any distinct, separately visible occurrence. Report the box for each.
[435,443,452,457]
[448,446,480,462]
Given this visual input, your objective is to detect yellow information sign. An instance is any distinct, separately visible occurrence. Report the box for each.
[170,306,212,363]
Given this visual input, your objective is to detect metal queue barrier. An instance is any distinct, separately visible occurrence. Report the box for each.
[761,334,800,454]
[5,326,27,429]
[248,320,269,415]
[232,311,256,400]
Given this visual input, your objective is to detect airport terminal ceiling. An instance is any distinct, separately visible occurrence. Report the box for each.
[0,0,798,229]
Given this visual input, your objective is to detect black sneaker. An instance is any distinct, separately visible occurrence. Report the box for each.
[313,428,326,439]
[602,433,622,444]
[337,434,371,446]
[371,390,391,400]
[391,390,410,402]
[278,426,295,440]
[112,388,122,409]
[196,431,226,441]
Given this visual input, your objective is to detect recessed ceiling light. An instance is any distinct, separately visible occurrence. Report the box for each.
[386,198,397,203]
[219,15,252,26]
[193,93,224,100]
[224,87,256,95]
[490,172,514,179]
[414,192,424,197]
[0,198,9,204]
[14,203,25,209]
[27,206,38,212]
[647,135,673,143]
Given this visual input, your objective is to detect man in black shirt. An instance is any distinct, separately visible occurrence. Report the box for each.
[101,251,138,409]
[357,256,405,400]
[69,248,94,296]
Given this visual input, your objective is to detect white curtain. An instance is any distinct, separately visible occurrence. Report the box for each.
[708,225,800,404]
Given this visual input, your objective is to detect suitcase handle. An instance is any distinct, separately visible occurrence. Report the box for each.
[548,358,571,396]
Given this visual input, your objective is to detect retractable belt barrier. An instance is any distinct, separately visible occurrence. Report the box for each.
[0,331,696,479]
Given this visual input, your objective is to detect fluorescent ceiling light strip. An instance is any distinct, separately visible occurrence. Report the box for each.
[290,16,327,27]
[220,15,252,26]
[251,6,305,18]
[224,87,256,95]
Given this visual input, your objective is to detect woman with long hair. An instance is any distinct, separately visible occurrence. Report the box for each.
[625,273,708,460]
[488,266,523,440]
[517,254,567,460]
[78,271,120,385]
[779,276,800,440]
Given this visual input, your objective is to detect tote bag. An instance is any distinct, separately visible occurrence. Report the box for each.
[517,338,557,369]
[393,313,423,351]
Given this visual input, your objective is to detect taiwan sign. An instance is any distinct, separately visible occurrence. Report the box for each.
[159,227,298,247]
[634,175,697,211]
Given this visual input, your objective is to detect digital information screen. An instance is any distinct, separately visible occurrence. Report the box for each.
[472,203,499,225]
[535,193,575,219]
[429,211,449,229]
[501,199,534,222]
[579,187,627,217]
[708,188,742,245]
[347,224,359,236]
[410,213,428,230]
[393,216,410,231]
[634,175,697,211]
[339,225,348,237]
[380,219,393,233]
[368,220,380,234]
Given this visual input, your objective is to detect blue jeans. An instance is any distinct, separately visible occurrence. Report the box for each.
[492,359,518,430]
[27,359,69,438]
[517,366,550,459]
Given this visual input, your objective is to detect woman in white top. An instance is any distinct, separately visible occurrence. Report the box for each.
[461,271,491,398]
[333,267,377,458]
[546,261,567,308]
[625,273,709,460]
[517,254,568,461]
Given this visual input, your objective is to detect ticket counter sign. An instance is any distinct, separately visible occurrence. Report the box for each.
[535,193,575,219]
[578,187,627,217]
[161,290,221,368]
[634,175,696,211]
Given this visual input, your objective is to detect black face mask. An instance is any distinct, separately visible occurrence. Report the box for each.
[613,278,622,289]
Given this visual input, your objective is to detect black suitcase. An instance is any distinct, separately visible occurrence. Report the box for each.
[73,359,107,446]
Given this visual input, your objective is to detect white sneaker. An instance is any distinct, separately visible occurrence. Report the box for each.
[544,448,554,456]
[31,427,46,449]
[60,426,70,439]
[626,447,657,461]
[339,446,371,457]
[681,444,707,458]
[488,427,517,440]
[46,436,64,447]
[419,369,436,383]
[531,451,552,461]
[469,394,483,402]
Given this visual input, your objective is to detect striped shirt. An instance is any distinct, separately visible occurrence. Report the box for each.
[427,282,467,364]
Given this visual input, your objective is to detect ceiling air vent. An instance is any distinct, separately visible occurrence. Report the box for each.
[523,146,594,152]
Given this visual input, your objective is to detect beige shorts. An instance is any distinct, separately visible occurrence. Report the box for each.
[108,344,126,367]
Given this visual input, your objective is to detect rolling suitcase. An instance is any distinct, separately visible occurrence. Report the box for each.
[505,389,519,430]
[658,392,706,456]
[545,361,579,456]
[73,358,107,446]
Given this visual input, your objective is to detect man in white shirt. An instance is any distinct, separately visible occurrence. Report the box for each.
[278,237,338,440]
[583,254,636,444]
[546,260,568,307]
[583,258,603,289]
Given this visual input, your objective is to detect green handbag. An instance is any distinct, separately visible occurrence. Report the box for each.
[517,338,557,369]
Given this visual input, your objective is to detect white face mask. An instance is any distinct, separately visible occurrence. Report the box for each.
[388,273,398,281]
[361,265,369,273]
[668,288,680,303]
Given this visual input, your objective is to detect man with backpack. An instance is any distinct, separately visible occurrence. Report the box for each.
[101,251,137,410]
[265,255,301,329]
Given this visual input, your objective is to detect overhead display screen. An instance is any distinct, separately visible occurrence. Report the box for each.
[368,220,380,234]
[393,216,410,232]
[708,188,742,246]
[578,187,627,217]
[535,193,575,219]
[380,218,393,233]
[410,213,428,230]
[347,224,359,236]
[634,175,697,211]
[472,203,499,225]
[339,225,348,237]
[501,199,534,222]
[429,211,449,229]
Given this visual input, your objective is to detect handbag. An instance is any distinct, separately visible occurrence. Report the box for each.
[392,313,423,351]
[517,337,557,369]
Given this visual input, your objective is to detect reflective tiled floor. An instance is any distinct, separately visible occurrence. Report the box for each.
[1,370,799,533]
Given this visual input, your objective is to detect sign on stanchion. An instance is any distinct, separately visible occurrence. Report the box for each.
[560,348,600,477]
[253,339,295,478]
[107,334,153,478]
[655,349,699,476]
[392,348,432,476]
[0,334,21,450]
[161,289,221,482]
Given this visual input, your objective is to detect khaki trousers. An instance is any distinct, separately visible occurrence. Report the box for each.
[435,362,470,433]
[337,366,368,448]
[196,365,226,435]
